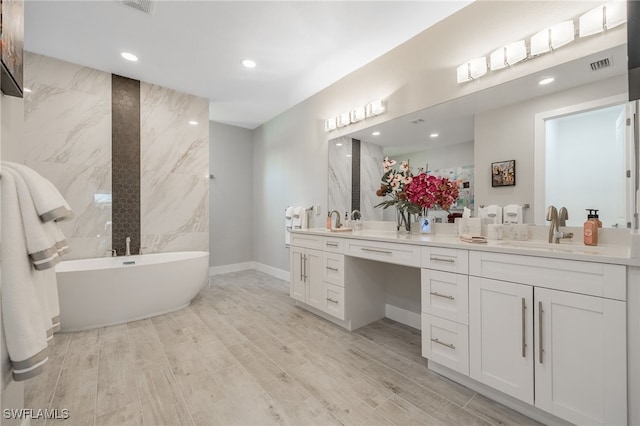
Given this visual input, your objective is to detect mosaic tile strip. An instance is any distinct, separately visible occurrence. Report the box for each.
[351,139,361,214]
[111,74,140,256]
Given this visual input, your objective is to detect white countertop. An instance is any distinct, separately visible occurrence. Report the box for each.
[291,228,640,266]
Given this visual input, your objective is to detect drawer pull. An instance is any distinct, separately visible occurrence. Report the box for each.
[430,256,455,263]
[326,242,339,247]
[430,291,455,301]
[326,266,339,272]
[431,338,455,350]
[361,247,393,255]
[326,298,339,304]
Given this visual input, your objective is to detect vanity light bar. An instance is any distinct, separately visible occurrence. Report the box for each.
[456,1,625,84]
[324,99,386,132]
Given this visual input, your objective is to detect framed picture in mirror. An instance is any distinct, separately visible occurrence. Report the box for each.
[491,160,516,187]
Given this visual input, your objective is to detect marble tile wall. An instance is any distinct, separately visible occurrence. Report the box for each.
[24,52,112,259]
[140,83,209,253]
[327,136,351,218]
[360,141,384,221]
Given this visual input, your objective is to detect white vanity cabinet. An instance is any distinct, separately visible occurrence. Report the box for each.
[421,247,470,375]
[290,233,346,320]
[289,245,324,311]
[468,251,627,426]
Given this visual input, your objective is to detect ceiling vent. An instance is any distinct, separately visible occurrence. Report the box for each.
[410,118,425,125]
[589,57,611,71]
[121,0,155,15]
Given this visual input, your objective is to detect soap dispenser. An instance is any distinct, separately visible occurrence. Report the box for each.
[584,209,599,246]
[326,212,332,230]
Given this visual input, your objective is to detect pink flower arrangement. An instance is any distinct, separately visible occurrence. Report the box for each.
[405,173,459,212]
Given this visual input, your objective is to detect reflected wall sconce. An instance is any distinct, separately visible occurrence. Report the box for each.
[456,1,625,84]
[325,99,385,132]
[457,57,488,83]
[579,1,626,37]
[490,40,527,70]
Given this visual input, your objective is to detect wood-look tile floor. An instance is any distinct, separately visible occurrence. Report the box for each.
[25,270,541,426]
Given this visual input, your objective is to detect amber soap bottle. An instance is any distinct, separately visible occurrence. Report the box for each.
[583,209,599,246]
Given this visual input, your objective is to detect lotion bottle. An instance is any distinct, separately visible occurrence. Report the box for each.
[344,212,351,228]
[584,209,599,246]
[326,212,332,229]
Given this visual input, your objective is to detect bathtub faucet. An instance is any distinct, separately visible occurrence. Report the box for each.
[125,237,131,256]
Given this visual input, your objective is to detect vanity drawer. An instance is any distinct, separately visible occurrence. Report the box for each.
[323,253,344,286]
[345,239,421,267]
[289,232,325,250]
[469,251,626,301]
[323,237,344,253]
[422,247,469,274]
[422,314,469,375]
[324,283,345,320]
[421,269,469,325]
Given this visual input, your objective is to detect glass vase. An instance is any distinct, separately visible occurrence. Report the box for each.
[419,208,432,234]
[396,208,411,234]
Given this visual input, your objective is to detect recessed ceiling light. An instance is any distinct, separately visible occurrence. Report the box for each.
[539,77,555,85]
[372,131,380,136]
[241,59,256,68]
[189,120,198,125]
[121,52,138,62]
[430,133,439,138]
[335,142,343,147]
[23,87,32,93]
[346,154,352,157]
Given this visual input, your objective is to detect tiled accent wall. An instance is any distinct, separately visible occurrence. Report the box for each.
[360,141,384,220]
[24,52,112,259]
[140,83,209,253]
[327,136,352,217]
[111,75,141,256]
[24,52,209,259]
[351,139,361,214]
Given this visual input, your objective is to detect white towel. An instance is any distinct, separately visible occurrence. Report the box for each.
[503,204,523,224]
[2,161,73,222]
[292,206,303,229]
[2,172,51,381]
[285,206,295,245]
[5,168,67,269]
[1,166,71,381]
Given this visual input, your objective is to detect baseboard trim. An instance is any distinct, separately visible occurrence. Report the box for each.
[385,304,421,330]
[209,262,289,282]
[253,262,290,282]
[209,262,254,276]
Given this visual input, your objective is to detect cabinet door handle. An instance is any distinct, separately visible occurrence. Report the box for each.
[326,242,339,247]
[326,297,339,304]
[521,298,527,358]
[430,291,455,301]
[361,247,392,254]
[431,338,455,350]
[299,254,304,281]
[325,266,339,272]
[538,301,543,364]
[303,254,308,281]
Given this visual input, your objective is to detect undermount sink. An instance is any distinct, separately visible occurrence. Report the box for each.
[497,240,602,254]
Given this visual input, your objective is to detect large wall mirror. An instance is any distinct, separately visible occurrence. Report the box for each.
[328,43,639,228]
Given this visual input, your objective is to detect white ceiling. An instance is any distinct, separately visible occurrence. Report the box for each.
[24,0,473,129]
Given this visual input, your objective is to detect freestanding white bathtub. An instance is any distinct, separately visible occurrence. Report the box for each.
[55,251,209,332]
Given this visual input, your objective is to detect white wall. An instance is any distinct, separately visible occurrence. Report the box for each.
[209,121,254,267]
[390,141,474,175]
[546,104,625,227]
[475,74,627,223]
[252,1,626,272]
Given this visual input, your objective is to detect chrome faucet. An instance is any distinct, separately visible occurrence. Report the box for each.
[546,206,573,243]
[351,210,362,221]
[125,236,131,256]
[330,210,342,229]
